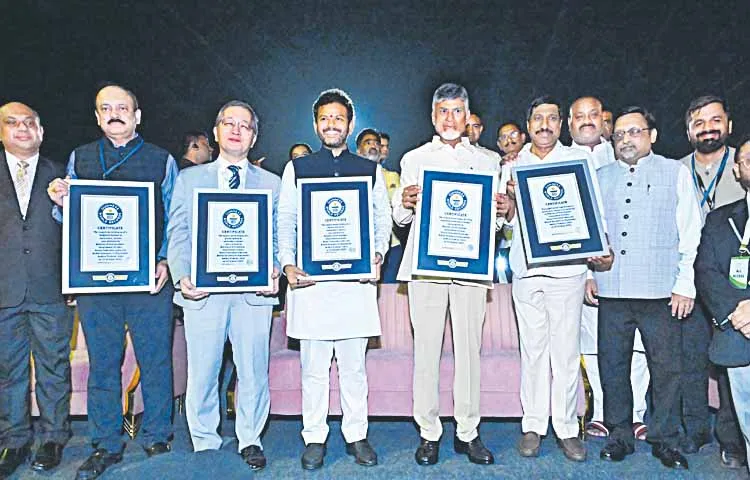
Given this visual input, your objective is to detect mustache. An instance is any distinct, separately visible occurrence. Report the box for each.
[107,118,126,125]
[580,123,595,130]
[535,128,554,135]
[323,128,343,134]
[697,130,721,139]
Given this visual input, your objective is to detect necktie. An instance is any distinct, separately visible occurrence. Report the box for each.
[228,165,241,189]
[14,160,30,216]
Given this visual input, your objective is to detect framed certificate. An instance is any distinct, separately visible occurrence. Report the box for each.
[62,180,155,293]
[191,189,273,292]
[412,167,498,281]
[512,159,608,264]
[297,176,375,281]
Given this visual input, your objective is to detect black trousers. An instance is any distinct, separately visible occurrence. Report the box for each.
[681,300,745,451]
[0,299,74,448]
[599,297,681,448]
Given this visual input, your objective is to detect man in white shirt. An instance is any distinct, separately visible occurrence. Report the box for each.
[393,83,502,466]
[506,96,612,463]
[278,89,391,470]
[167,100,281,471]
[568,96,650,441]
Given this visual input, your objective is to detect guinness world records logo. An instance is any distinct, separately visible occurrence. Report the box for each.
[445,190,467,211]
[325,197,346,217]
[543,182,565,201]
[222,209,245,229]
[97,203,123,225]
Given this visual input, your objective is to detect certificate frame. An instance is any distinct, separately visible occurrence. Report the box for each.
[512,159,608,264]
[191,188,273,292]
[412,167,498,281]
[297,176,375,281]
[62,179,155,293]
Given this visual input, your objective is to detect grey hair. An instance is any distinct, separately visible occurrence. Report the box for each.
[431,83,470,113]
[214,100,259,132]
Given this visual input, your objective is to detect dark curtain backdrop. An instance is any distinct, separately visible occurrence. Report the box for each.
[3,0,749,174]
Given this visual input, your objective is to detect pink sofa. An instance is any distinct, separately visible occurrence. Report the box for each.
[270,283,528,417]
[30,311,188,419]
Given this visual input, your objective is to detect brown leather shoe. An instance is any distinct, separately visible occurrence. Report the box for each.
[557,437,587,462]
[518,432,541,457]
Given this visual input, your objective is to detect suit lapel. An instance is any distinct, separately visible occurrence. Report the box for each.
[0,150,24,217]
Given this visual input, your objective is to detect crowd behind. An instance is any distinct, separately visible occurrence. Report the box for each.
[1,81,750,479]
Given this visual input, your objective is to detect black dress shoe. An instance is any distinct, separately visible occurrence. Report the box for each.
[720,446,747,469]
[600,440,634,462]
[31,441,65,471]
[240,445,266,471]
[301,443,326,470]
[455,436,494,465]
[76,448,123,480]
[680,431,711,454]
[652,444,688,470]
[143,442,171,458]
[415,438,440,465]
[345,439,378,466]
[0,444,31,478]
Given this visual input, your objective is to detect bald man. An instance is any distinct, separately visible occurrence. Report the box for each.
[0,102,73,477]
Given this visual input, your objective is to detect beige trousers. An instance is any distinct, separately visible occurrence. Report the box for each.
[408,281,487,442]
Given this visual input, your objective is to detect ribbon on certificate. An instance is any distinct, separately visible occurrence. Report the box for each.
[217,275,250,284]
[321,262,353,272]
[549,242,582,252]
[91,273,129,282]
[436,259,469,268]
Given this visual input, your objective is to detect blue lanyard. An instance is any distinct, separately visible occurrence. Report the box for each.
[98,137,145,179]
[691,147,730,210]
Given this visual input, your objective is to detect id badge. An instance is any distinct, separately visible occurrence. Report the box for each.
[729,255,750,289]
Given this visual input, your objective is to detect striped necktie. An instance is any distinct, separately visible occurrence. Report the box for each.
[228,165,241,189]
[14,160,31,216]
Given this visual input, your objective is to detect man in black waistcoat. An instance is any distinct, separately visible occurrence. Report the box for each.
[48,84,178,480]
[0,102,74,478]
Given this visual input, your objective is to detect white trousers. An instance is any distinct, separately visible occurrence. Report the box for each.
[513,273,586,439]
[300,337,369,444]
[183,296,272,452]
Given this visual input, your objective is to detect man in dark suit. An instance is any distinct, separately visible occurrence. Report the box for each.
[695,135,750,474]
[0,102,74,477]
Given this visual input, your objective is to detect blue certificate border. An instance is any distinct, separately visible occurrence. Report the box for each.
[193,191,272,291]
[414,169,496,279]
[298,179,373,279]
[513,159,607,264]
[65,182,153,292]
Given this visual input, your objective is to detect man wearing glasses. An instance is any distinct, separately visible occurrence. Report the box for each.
[496,122,526,165]
[591,107,702,469]
[167,101,281,471]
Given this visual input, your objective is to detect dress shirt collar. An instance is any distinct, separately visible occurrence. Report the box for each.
[217,155,249,171]
[520,140,564,160]
[429,135,473,150]
[5,149,39,170]
[616,151,654,170]
[102,133,141,150]
[571,137,608,152]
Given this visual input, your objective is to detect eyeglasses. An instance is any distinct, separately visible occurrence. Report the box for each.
[498,131,521,142]
[2,117,39,129]
[220,118,253,132]
[612,127,651,142]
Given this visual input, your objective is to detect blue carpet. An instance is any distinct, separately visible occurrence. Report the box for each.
[7,413,748,479]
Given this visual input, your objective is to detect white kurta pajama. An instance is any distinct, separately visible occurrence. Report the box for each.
[278,151,390,445]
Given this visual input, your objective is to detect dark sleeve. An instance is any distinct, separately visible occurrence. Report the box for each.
[695,214,750,321]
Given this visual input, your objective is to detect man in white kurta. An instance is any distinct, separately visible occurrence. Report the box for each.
[393,83,501,466]
[506,96,611,463]
[277,89,390,470]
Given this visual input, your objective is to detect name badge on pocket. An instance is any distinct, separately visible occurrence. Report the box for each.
[729,256,750,289]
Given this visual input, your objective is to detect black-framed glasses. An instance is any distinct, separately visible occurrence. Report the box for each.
[612,127,650,142]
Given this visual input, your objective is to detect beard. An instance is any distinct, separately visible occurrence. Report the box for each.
[438,128,462,141]
[692,131,728,154]
[319,129,347,149]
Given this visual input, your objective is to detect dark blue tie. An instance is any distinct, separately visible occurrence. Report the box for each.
[228,165,241,189]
